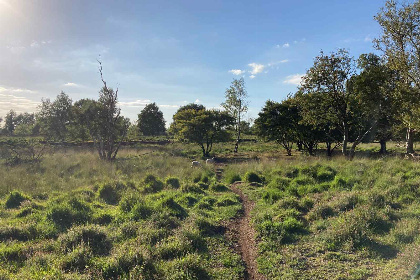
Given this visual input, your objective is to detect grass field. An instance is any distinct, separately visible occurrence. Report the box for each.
[0,141,419,279]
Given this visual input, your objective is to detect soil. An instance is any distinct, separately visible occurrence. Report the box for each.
[226,182,267,280]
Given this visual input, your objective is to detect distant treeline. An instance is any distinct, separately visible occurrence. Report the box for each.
[0,0,418,160]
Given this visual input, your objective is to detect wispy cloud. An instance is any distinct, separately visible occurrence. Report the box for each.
[248,63,265,75]
[63,82,82,87]
[228,69,245,75]
[119,99,152,107]
[249,75,256,79]
[283,74,304,85]
[267,60,289,67]
[0,89,40,117]
[283,43,290,48]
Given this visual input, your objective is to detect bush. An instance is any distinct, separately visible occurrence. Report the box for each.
[245,171,263,183]
[225,173,242,184]
[61,243,93,272]
[166,254,210,280]
[47,198,92,229]
[142,174,164,193]
[5,191,29,209]
[130,202,154,221]
[210,183,228,192]
[308,204,335,220]
[59,224,112,255]
[98,184,120,205]
[165,177,181,189]
[267,177,291,191]
[316,166,337,182]
[101,246,148,279]
[119,193,141,213]
[158,197,188,219]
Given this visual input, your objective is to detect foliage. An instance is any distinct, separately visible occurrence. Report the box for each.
[222,78,249,153]
[170,106,234,157]
[374,0,420,153]
[255,99,299,156]
[137,102,166,136]
[37,92,73,141]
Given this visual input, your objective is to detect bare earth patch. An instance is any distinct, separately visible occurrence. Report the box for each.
[226,182,266,280]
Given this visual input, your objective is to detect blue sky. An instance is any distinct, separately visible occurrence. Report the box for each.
[0,0,389,124]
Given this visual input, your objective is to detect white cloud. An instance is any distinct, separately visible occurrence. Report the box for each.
[194,99,200,104]
[30,41,40,48]
[63,82,81,87]
[283,74,304,85]
[160,104,179,108]
[249,75,256,79]
[283,43,290,48]
[267,60,289,67]
[248,63,265,75]
[0,87,40,117]
[364,35,372,42]
[228,69,245,75]
[0,86,37,95]
[119,99,151,107]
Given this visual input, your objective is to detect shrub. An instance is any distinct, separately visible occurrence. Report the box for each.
[142,175,164,193]
[180,184,204,194]
[267,177,291,191]
[0,242,27,265]
[308,204,335,220]
[210,183,228,192]
[61,243,93,272]
[195,218,223,236]
[225,173,242,184]
[101,246,148,279]
[130,202,154,221]
[158,197,188,219]
[165,177,181,189]
[5,191,29,209]
[47,198,92,229]
[98,184,120,205]
[195,197,217,210]
[59,224,111,255]
[262,189,284,204]
[316,166,337,182]
[331,175,352,190]
[166,254,210,280]
[333,193,360,212]
[244,171,262,183]
[216,195,239,207]
[119,193,142,213]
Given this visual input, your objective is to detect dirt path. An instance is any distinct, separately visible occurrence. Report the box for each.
[215,163,265,279]
[228,183,266,280]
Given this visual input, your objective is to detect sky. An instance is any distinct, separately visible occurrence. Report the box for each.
[0,0,391,124]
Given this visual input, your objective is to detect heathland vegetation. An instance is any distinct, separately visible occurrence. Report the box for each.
[0,1,419,279]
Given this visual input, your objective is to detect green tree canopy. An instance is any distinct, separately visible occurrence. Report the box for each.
[137,102,166,136]
[170,107,234,157]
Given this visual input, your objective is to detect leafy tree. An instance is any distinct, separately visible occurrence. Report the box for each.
[347,53,400,154]
[137,102,166,136]
[374,0,420,154]
[299,49,356,157]
[255,100,299,156]
[3,110,17,135]
[37,92,73,141]
[294,92,342,156]
[170,107,234,157]
[298,49,389,159]
[222,78,248,153]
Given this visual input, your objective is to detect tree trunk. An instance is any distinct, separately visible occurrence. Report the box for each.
[348,141,357,160]
[342,125,349,156]
[406,126,415,154]
[234,100,241,153]
[296,141,303,151]
[326,142,333,157]
[379,139,387,154]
